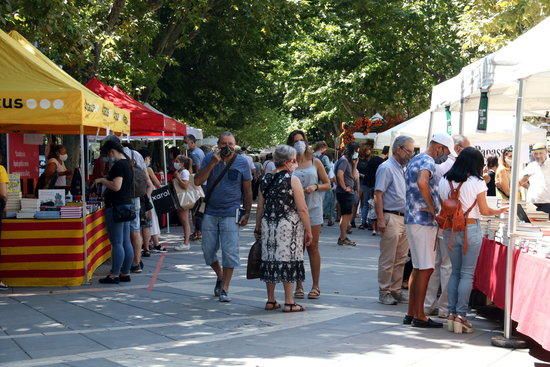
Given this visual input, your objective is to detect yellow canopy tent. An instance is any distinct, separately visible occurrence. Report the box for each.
[0,29,130,135]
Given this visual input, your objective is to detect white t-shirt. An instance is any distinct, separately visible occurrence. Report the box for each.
[47,158,67,186]
[123,147,147,170]
[264,161,276,174]
[438,176,487,219]
[522,158,550,204]
[179,169,190,181]
[244,155,255,172]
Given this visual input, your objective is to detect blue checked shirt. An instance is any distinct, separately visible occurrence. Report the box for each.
[405,153,440,226]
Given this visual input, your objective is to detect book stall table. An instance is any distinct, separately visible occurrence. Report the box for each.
[0,208,111,286]
[474,212,550,351]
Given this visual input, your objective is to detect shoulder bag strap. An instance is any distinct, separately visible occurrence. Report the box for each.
[203,154,237,206]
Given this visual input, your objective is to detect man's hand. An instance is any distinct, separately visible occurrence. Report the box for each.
[211,147,222,163]
[376,217,386,234]
[345,186,353,193]
[94,178,105,185]
[238,213,249,227]
[254,227,261,240]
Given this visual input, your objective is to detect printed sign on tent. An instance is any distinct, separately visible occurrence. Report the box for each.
[8,133,39,180]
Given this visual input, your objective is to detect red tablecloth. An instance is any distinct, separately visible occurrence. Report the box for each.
[474,238,550,351]
[473,238,520,309]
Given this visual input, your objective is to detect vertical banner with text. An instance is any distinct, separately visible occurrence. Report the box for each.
[8,133,39,180]
[445,106,452,135]
[477,91,489,132]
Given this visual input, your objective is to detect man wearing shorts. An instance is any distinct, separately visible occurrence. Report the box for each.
[404,133,455,328]
[335,142,360,246]
[194,132,252,303]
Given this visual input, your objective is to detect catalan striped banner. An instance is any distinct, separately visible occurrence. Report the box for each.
[0,208,111,287]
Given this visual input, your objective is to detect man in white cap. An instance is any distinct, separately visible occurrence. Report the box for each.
[403,133,455,328]
[520,143,550,216]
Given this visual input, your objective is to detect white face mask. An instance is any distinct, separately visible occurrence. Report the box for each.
[294,141,307,155]
[59,154,68,161]
[174,162,182,170]
[505,157,512,166]
[352,152,359,160]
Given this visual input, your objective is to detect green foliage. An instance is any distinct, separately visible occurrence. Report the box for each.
[458,0,550,58]
[1,0,545,148]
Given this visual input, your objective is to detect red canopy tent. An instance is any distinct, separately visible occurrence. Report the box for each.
[86,77,186,136]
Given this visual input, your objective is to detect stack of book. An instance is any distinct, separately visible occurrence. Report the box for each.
[60,206,83,219]
[6,173,22,213]
[35,211,61,220]
[5,191,22,212]
[17,198,41,219]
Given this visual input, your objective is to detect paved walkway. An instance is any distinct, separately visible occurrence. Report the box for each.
[0,217,545,366]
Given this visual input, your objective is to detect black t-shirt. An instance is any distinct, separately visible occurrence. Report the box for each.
[487,171,496,197]
[364,156,384,187]
[104,159,134,207]
[357,158,369,184]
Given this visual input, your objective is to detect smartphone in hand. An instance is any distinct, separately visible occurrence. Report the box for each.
[236,207,246,224]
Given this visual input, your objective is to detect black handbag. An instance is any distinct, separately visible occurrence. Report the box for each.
[193,155,237,218]
[112,204,136,223]
[246,239,262,280]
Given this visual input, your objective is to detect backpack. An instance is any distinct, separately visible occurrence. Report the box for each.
[130,151,148,198]
[436,180,477,254]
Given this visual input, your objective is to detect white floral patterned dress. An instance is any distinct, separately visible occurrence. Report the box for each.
[260,171,305,283]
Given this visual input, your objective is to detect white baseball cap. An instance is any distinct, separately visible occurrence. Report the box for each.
[431,133,457,157]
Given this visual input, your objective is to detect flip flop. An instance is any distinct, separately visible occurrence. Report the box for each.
[307,288,321,299]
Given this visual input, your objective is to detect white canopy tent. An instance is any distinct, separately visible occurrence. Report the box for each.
[375,110,546,157]
[429,17,550,115]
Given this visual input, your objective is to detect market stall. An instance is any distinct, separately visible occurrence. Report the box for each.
[0,29,130,287]
[474,236,550,351]
[423,16,550,349]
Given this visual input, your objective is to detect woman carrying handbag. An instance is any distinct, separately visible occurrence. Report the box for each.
[172,155,204,251]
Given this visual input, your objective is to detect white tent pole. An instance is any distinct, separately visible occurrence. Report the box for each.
[80,129,89,282]
[491,79,527,349]
[505,79,524,339]
[459,75,465,135]
[162,131,170,234]
[426,110,435,148]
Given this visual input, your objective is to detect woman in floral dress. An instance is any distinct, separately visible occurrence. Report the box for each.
[255,145,312,312]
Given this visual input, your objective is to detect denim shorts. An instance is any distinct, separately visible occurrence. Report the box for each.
[129,197,141,232]
[201,214,240,268]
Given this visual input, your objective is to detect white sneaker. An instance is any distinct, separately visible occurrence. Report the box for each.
[174,243,190,251]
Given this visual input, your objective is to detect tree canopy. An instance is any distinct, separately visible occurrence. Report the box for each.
[1,0,544,147]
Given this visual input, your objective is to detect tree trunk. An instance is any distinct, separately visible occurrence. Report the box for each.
[90,0,126,77]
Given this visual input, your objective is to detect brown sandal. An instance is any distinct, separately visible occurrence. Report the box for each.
[265,301,281,311]
[283,303,305,313]
[307,288,320,299]
[294,288,305,299]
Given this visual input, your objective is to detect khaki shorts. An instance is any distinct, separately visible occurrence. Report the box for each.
[406,224,438,270]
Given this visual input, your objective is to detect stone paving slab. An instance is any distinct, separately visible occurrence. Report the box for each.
[0,219,546,366]
[13,333,107,359]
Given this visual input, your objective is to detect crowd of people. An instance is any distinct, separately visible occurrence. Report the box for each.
[20,129,547,326]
